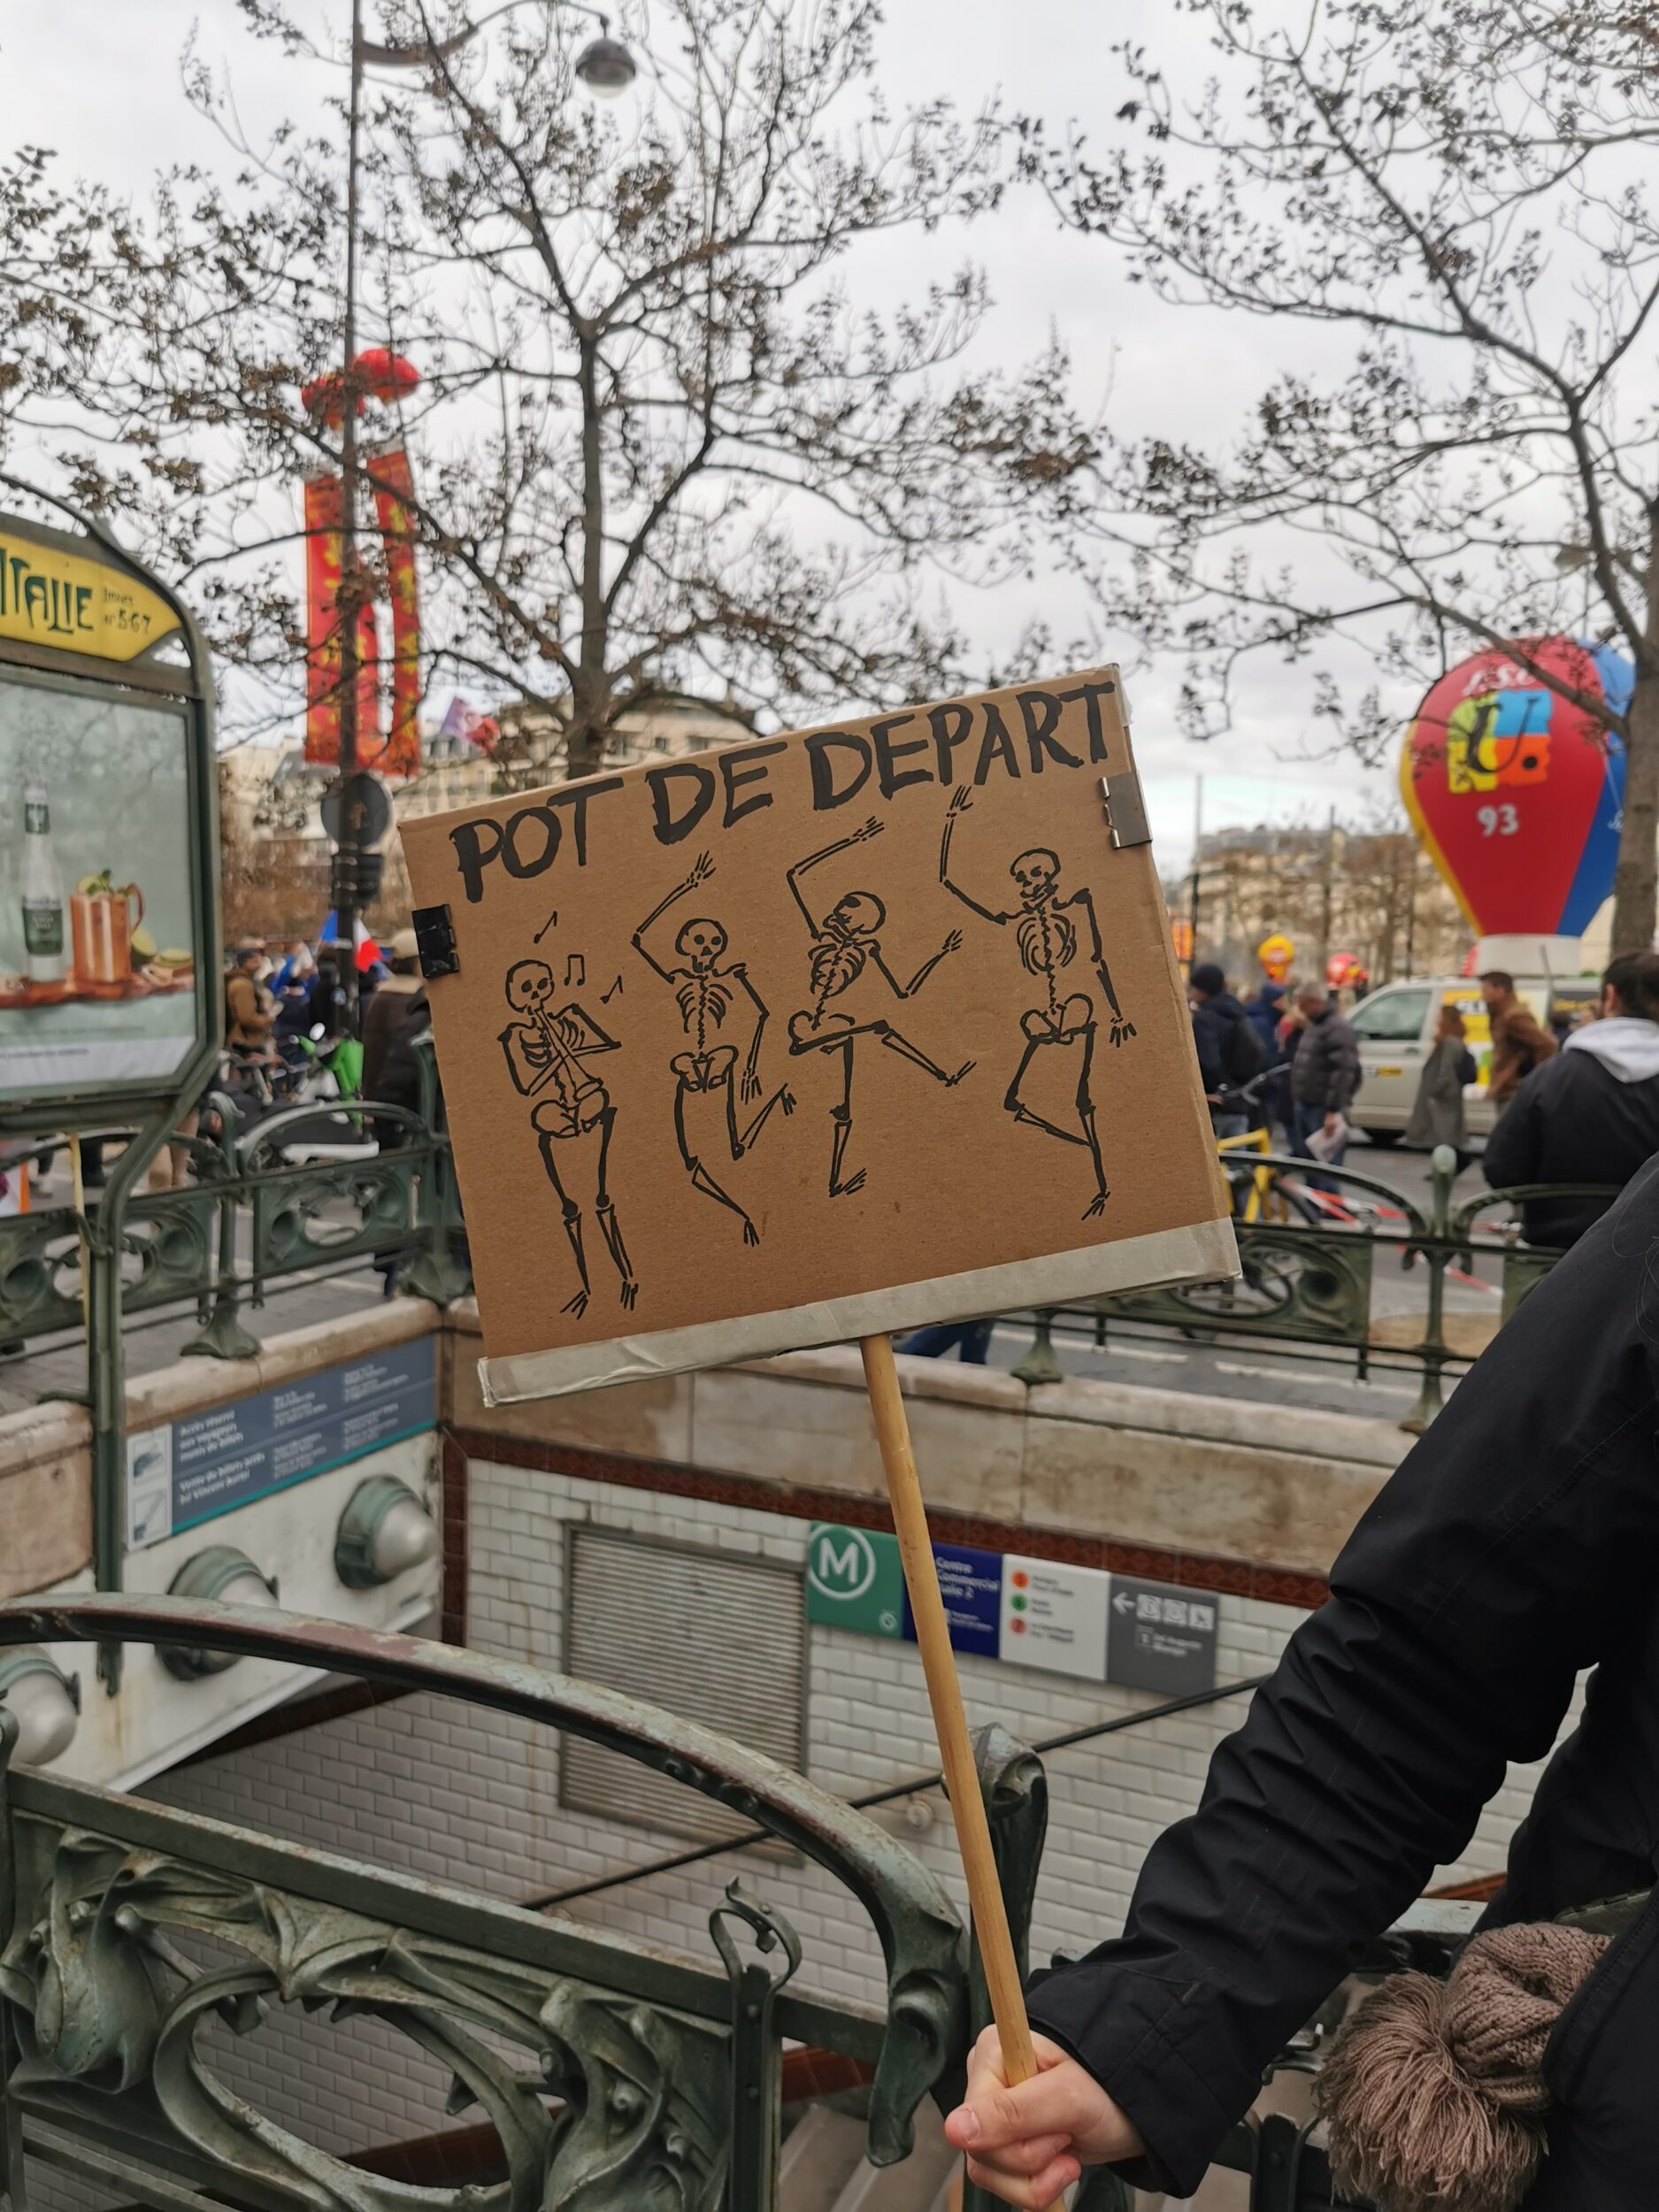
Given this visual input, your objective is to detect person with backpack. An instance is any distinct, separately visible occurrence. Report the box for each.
[1405,1002,1477,1174]
[1482,951,1659,1248]
[1188,964,1263,1139]
[1242,980,1290,1138]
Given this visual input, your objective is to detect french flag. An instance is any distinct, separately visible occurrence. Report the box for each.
[320,911,385,974]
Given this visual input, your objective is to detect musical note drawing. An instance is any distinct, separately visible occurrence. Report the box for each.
[601,974,624,1003]
[533,909,559,945]
[565,952,586,987]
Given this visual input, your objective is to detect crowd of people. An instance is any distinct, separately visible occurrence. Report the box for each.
[1188,963,1361,1187]
[1188,953,1659,1249]
[219,927,432,1116]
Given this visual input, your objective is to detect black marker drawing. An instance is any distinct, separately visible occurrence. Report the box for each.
[500,959,637,1315]
[533,908,559,944]
[601,974,624,1003]
[939,786,1134,1218]
[785,816,972,1199]
[565,952,585,987]
[631,852,795,1246]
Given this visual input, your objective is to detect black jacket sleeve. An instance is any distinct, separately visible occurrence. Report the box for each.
[1025,1162,1659,2199]
[1190,1007,1224,1096]
[1483,1066,1545,1190]
[1326,1018,1361,1112]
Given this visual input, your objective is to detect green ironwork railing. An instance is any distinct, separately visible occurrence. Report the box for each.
[0,1067,469,1371]
[1012,1145,1619,1432]
[0,1598,1468,2210]
[0,1596,977,2212]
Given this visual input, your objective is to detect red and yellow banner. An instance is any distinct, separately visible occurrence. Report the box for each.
[303,457,421,774]
[303,472,343,764]
[367,445,422,780]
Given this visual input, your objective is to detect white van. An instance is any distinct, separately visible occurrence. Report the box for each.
[1347,977,1594,1143]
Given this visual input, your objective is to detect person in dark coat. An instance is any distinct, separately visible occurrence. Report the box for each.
[1286,981,1359,1184]
[1406,1002,1476,1172]
[360,929,430,1118]
[1187,964,1258,1138]
[1483,951,1659,1248]
[1242,979,1286,1064]
[1242,981,1288,1136]
[946,1153,1659,2208]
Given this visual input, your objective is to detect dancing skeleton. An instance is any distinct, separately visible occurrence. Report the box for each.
[786,816,972,1199]
[499,959,637,1315]
[630,851,795,1247]
[939,786,1134,1217]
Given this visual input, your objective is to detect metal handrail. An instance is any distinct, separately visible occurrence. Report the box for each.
[528,1670,1273,1911]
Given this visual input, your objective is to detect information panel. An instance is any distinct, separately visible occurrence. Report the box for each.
[126,1337,437,1548]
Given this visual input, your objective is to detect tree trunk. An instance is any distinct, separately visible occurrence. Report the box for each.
[1611,671,1659,956]
[564,716,608,780]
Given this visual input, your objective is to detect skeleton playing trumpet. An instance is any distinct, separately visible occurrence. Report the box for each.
[499,959,637,1315]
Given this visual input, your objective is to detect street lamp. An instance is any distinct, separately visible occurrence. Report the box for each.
[574,21,637,96]
[328,0,638,1035]
[363,5,637,90]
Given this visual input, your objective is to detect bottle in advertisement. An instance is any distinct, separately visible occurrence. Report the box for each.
[21,780,66,983]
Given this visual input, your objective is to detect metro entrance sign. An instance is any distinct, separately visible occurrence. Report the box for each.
[807,1522,1217,1694]
[805,1523,905,1638]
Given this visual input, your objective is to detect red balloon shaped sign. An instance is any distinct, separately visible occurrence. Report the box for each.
[1400,637,1629,936]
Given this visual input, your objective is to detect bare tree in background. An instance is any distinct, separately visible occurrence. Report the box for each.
[0,0,1085,772]
[1033,0,1659,951]
[1190,802,1463,985]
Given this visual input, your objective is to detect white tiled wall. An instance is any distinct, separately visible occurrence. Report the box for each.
[58,1454,1561,2176]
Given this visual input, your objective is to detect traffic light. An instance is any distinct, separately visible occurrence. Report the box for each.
[330,847,384,909]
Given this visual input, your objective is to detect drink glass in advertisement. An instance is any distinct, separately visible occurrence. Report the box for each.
[71,882,143,991]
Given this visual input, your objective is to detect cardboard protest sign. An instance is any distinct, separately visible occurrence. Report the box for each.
[400,668,1234,1402]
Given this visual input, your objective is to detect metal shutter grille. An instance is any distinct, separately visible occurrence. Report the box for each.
[561,1528,806,1844]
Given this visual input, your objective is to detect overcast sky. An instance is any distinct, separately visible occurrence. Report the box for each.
[3,0,1405,875]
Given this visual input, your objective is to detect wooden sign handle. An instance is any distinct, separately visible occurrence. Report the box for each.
[860,1334,1063,2212]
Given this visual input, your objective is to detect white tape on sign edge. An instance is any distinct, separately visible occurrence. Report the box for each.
[477,1212,1240,1405]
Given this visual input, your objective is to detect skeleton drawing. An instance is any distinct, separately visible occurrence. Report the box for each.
[939,785,1135,1217]
[785,815,972,1198]
[630,850,795,1247]
[500,959,637,1315]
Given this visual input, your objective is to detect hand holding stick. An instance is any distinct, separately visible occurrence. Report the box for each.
[859,1333,1064,2212]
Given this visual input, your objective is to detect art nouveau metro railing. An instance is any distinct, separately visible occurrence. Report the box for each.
[0,1595,984,2212]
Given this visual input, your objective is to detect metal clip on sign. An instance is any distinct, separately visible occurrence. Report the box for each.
[1102,770,1152,850]
[412,903,460,978]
